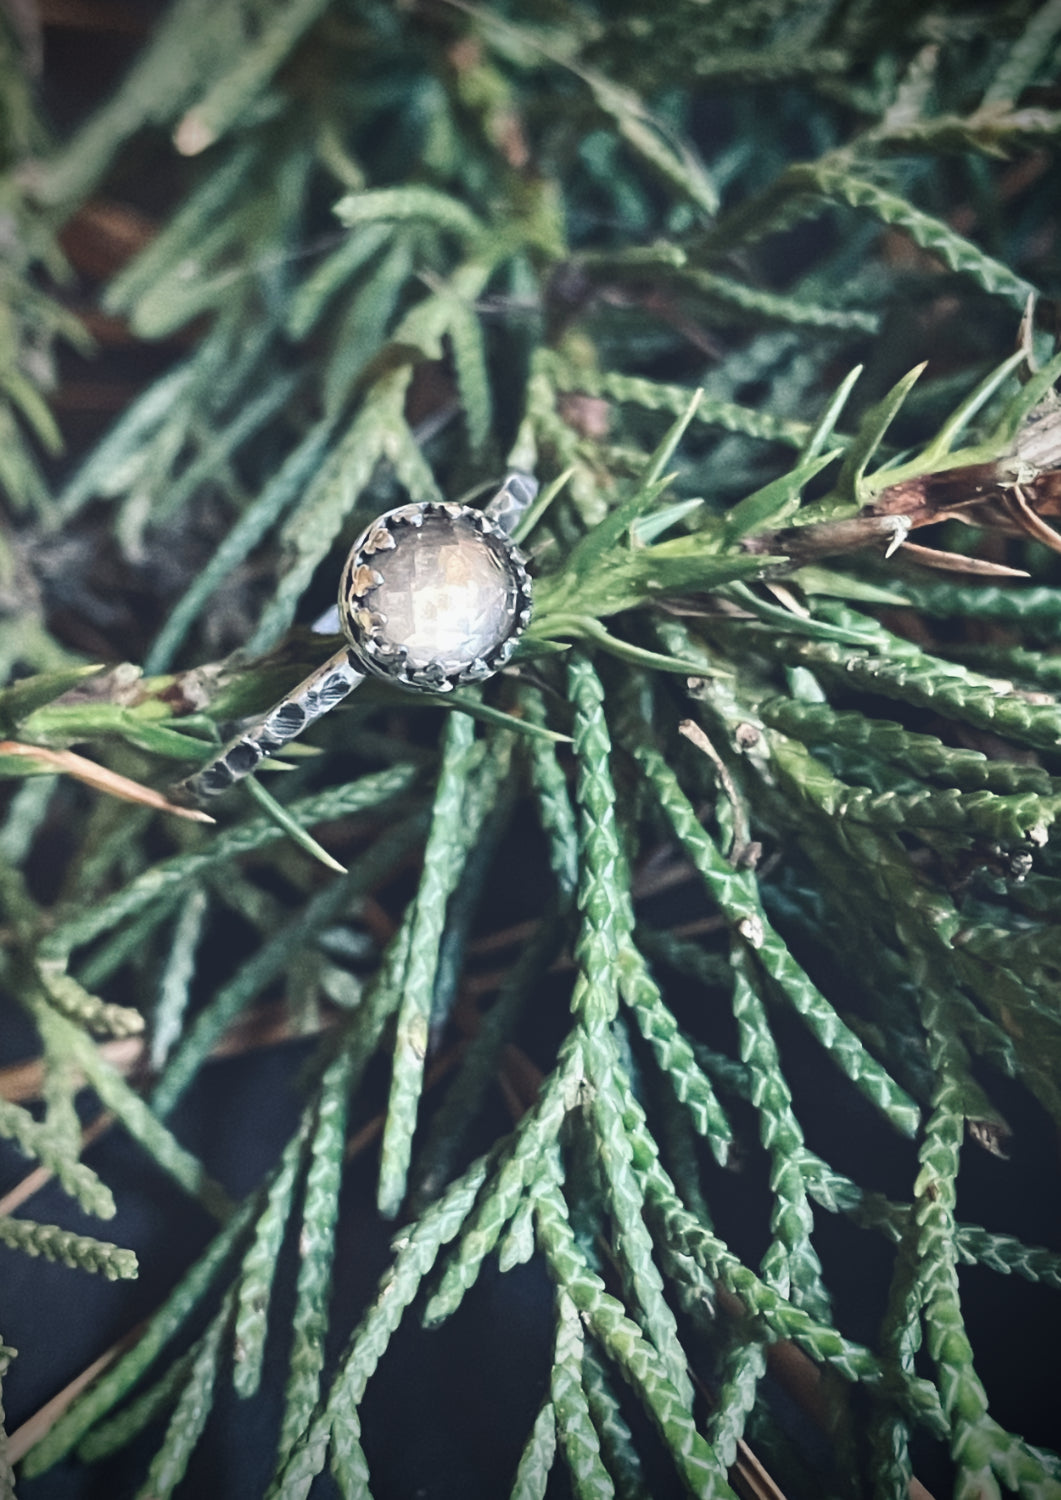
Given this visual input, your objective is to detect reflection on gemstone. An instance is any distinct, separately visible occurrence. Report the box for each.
[369,513,519,671]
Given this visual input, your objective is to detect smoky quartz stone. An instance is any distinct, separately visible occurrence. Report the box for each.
[340,503,532,689]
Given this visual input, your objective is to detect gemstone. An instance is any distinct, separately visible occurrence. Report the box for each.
[357,511,521,674]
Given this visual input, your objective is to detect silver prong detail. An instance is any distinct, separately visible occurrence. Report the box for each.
[340,497,532,690]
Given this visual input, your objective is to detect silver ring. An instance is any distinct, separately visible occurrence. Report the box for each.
[173,473,536,803]
[340,498,533,691]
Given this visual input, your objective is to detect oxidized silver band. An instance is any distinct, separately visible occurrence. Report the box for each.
[172,473,536,803]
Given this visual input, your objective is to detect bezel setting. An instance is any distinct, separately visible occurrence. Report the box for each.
[338,501,533,691]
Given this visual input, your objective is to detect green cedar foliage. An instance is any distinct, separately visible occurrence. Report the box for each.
[2,0,1061,1496]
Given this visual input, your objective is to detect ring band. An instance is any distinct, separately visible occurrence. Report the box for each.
[172,473,537,804]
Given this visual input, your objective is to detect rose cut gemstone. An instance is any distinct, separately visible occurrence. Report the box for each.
[359,511,522,674]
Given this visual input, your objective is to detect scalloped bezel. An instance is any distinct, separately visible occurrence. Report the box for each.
[337,501,533,692]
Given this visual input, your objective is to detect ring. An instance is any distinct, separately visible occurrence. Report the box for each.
[173,473,536,803]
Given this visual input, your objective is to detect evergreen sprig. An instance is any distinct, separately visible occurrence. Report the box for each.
[3,1,1061,1495]
[0,1216,137,1280]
